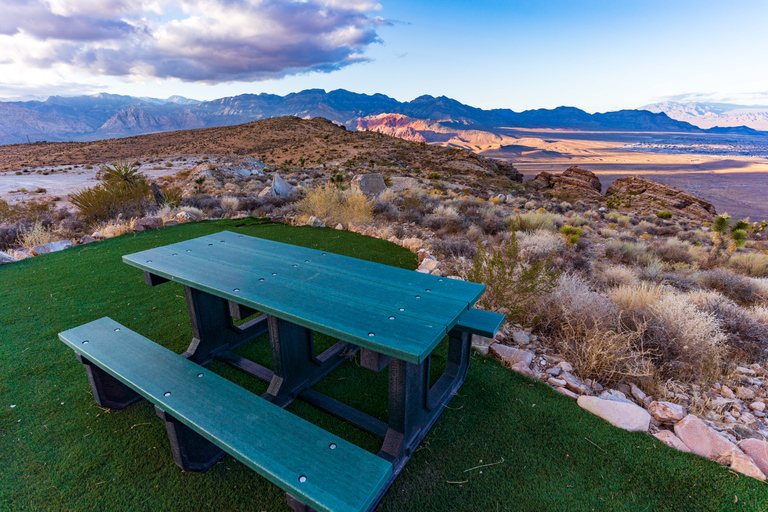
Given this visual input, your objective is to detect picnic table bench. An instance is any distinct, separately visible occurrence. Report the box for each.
[59,231,504,512]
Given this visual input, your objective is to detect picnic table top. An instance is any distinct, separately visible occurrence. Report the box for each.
[123,231,485,363]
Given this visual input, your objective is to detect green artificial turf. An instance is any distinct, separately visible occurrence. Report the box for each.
[1,218,767,511]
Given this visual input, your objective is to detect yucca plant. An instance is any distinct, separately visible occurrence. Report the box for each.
[708,213,749,264]
[99,161,144,187]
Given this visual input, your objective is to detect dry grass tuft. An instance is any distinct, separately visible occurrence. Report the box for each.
[594,264,639,289]
[508,212,561,232]
[608,282,664,311]
[221,195,240,216]
[729,252,768,277]
[517,229,565,264]
[296,184,372,227]
[18,222,57,249]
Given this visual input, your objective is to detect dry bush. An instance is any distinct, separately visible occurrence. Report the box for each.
[729,252,768,277]
[599,227,618,239]
[753,278,768,302]
[567,215,590,227]
[686,290,768,360]
[632,220,657,236]
[551,320,656,388]
[18,222,57,249]
[221,195,240,216]
[645,293,726,383]
[593,264,639,289]
[608,282,664,312]
[379,188,396,203]
[653,238,693,264]
[296,184,372,227]
[605,239,656,267]
[425,204,466,234]
[94,216,135,237]
[698,268,767,305]
[508,212,561,232]
[430,237,476,260]
[751,305,768,325]
[178,206,204,220]
[517,229,566,264]
[156,205,178,224]
[534,273,618,333]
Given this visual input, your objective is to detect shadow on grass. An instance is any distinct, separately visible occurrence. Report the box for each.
[0,218,764,511]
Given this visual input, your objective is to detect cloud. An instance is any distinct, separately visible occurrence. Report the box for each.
[655,91,768,106]
[0,0,384,83]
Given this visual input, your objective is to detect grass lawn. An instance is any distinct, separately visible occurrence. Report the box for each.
[1,217,766,511]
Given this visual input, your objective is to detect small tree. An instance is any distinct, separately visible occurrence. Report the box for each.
[708,213,749,264]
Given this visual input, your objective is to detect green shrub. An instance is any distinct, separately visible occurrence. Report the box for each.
[467,232,561,324]
[427,172,441,180]
[508,212,559,232]
[162,187,183,209]
[70,180,152,223]
[656,211,673,219]
[100,161,143,185]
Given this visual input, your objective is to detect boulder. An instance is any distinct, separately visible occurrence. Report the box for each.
[720,448,766,480]
[562,372,588,395]
[653,430,691,452]
[401,237,423,252]
[79,235,97,244]
[135,216,162,230]
[648,401,686,422]
[259,174,295,198]
[562,166,602,192]
[388,177,420,192]
[489,344,534,367]
[511,331,530,345]
[604,176,716,221]
[32,240,74,255]
[738,439,768,476]
[0,251,19,264]
[556,386,580,399]
[577,396,651,432]
[674,414,737,460]
[164,220,180,226]
[351,173,387,197]
[737,387,756,400]
[529,166,603,200]
[176,211,197,223]
[510,361,534,377]
[221,155,268,177]
[418,259,439,272]
[306,216,325,227]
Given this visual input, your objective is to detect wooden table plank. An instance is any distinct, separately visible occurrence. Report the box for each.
[123,248,447,363]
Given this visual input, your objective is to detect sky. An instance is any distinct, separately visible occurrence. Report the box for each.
[1,0,768,112]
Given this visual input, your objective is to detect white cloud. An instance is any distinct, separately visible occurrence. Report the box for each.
[1,0,383,84]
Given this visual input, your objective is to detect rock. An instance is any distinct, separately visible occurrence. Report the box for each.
[654,430,692,452]
[132,224,145,232]
[388,177,420,192]
[720,448,767,480]
[511,331,530,345]
[0,251,19,264]
[306,216,325,227]
[599,390,635,405]
[738,439,768,476]
[577,396,652,432]
[91,231,106,239]
[751,402,766,413]
[737,366,757,376]
[164,220,180,226]
[556,361,573,372]
[135,216,162,230]
[546,367,562,377]
[350,173,386,197]
[401,237,423,252]
[674,415,738,460]
[489,344,534,367]
[418,259,439,272]
[548,377,567,387]
[529,166,603,200]
[556,386,580,399]
[510,362,534,377]
[721,386,736,399]
[417,249,432,264]
[630,384,647,402]
[32,240,74,255]
[737,387,756,400]
[259,173,295,198]
[335,223,344,230]
[604,176,716,222]
[472,344,490,356]
[78,235,96,244]
[648,401,686,423]
[176,211,197,222]
[221,155,268,177]
[562,372,588,395]
[12,248,34,259]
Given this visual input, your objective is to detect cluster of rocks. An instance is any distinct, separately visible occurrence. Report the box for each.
[480,332,768,480]
[0,240,75,263]
[530,166,603,201]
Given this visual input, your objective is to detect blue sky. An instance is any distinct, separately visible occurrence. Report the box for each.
[1,0,767,112]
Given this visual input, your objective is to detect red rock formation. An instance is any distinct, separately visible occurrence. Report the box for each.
[605,176,716,221]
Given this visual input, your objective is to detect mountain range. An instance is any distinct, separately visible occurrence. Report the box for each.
[643,101,768,131]
[0,89,763,146]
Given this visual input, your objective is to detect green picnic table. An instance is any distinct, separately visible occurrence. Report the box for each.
[59,231,504,512]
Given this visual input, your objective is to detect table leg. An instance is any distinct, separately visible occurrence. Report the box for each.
[182,286,268,364]
[75,353,143,409]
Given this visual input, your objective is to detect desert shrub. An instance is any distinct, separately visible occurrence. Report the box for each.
[593,264,639,289]
[608,282,664,312]
[656,211,673,219]
[181,194,224,211]
[686,290,768,361]
[708,214,749,263]
[71,177,152,223]
[100,161,143,185]
[178,206,205,220]
[535,273,618,334]
[156,205,178,224]
[508,212,560,232]
[58,216,86,239]
[632,220,657,236]
[18,222,57,249]
[652,238,693,264]
[162,186,183,208]
[221,195,240,216]
[0,199,54,224]
[645,293,726,383]
[728,252,768,277]
[598,227,618,239]
[478,207,505,235]
[517,229,566,264]
[425,205,466,234]
[0,223,23,250]
[567,215,590,227]
[430,237,476,260]
[698,269,768,305]
[379,188,396,203]
[296,184,372,227]
[94,216,135,238]
[752,305,768,325]
[604,240,653,266]
[550,321,655,388]
[372,198,399,222]
[466,232,561,324]
[638,255,665,281]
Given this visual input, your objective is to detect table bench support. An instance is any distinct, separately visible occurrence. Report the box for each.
[183,286,268,364]
[75,353,142,410]
[154,406,226,472]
